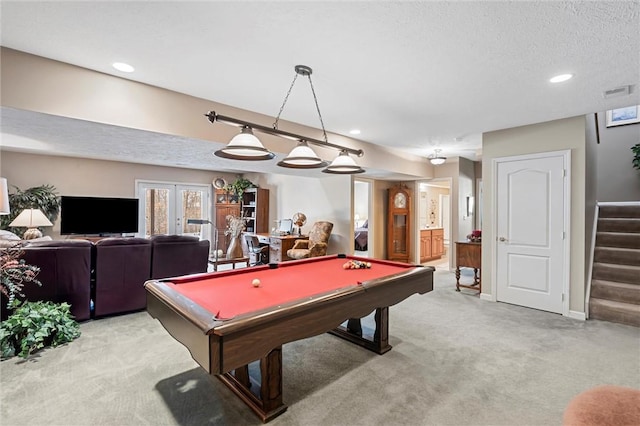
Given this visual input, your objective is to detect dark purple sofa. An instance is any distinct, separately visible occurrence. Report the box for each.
[150,235,210,279]
[93,237,152,317]
[19,239,93,321]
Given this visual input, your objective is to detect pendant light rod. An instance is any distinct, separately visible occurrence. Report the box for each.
[205,111,364,158]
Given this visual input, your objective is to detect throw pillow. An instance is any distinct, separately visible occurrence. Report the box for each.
[0,230,20,241]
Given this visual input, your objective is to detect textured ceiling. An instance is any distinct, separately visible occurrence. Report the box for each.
[1,1,639,176]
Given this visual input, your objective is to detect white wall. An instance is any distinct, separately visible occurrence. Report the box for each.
[245,172,351,254]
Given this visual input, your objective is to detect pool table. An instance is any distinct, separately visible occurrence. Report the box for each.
[145,254,434,422]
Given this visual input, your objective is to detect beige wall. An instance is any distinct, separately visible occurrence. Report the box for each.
[0,47,432,179]
[2,152,353,254]
[482,116,587,315]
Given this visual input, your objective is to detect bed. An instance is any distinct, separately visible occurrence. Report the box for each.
[354,220,368,251]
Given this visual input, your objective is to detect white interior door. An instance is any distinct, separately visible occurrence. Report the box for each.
[495,151,569,314]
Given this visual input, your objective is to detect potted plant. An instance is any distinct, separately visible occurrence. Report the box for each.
[632,144,640,171]
[0,245,80,359]
[0,184,61,238]
[224,177,255,202]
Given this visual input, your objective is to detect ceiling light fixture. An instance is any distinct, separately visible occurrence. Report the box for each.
[429,149,446,165]
[549,73,573,83]
[209,65,364,174]
[112,62,135,73]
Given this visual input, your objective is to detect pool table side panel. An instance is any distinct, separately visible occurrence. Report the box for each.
[146,292,214,374]
[218,290,369,372]
[217,266,434,373]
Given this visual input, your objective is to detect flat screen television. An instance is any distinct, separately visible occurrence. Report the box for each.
[60,196,139,235]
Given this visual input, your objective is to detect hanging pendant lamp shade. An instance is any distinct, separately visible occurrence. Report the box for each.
[277,140,328,169]
[214,126,275,161]
[429,149,446,165]
[323,150,365,174]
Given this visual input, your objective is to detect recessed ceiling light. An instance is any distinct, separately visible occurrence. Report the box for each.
[349,129,361,135]
[112,62,135,73]
[549,73,573,83]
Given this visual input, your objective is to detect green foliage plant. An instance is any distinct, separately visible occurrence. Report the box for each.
[632,144,640,171]
[225,177,255,197]
[0,184,61,238]
[1,300,81,359]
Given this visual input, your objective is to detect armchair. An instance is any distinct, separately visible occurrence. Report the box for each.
[287,221,334,260]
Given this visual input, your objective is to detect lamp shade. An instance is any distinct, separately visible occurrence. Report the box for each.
[429,149,446,165]
[277,141,328,168]
[9,209,53,227]
[323,150,365,174]
[0,178,9,215]
[214,126,275,160]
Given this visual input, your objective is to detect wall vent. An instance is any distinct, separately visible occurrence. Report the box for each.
[603,85,632,98]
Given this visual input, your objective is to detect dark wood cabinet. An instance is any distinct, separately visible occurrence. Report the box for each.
[455,241,481,293]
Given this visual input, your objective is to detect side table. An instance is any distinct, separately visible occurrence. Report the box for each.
[454,241,481,293]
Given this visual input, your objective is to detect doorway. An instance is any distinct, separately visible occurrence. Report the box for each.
[136,181,211,239]
[418,180,451,269]
[353,179,372,257]
[494,150,570,314]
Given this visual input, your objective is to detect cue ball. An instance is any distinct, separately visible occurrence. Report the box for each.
[252,278,261,287]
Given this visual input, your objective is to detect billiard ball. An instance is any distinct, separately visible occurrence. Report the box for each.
[252,278,261,287]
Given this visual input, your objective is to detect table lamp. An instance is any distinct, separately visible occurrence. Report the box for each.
[9,208,53,239]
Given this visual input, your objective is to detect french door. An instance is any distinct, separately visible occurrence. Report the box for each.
[136,181,211,239]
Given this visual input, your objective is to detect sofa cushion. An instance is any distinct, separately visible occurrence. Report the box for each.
[0,230,20,240]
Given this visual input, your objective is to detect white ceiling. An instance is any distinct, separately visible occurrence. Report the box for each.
[1,1,639,177]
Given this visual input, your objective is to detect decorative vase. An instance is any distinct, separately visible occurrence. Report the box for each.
[226,237,244,259]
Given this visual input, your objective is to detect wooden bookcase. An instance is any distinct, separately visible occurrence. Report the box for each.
[241,188,269,234]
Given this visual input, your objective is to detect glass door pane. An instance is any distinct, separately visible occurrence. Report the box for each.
[140,184,174,237]
[178,185,208,238]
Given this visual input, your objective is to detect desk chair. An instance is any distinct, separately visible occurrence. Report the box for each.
[245,234,269,266]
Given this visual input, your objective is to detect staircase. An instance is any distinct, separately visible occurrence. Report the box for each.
[589,204,640,327]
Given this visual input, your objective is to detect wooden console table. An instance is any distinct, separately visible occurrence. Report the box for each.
[455,241,481,293]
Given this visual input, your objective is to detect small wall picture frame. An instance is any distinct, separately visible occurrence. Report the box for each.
[606,105,640,127]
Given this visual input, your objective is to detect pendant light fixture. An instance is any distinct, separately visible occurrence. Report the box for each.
[323,150,365,174]
[429,149,447,165]
[277,140,328,168]
[214,126,275,160]
[209,65,364,173]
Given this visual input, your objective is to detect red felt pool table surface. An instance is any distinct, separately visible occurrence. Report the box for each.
[165,255,413,320]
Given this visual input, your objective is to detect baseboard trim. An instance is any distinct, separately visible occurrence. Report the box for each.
[480,293,494,302]
[568,310,586,321]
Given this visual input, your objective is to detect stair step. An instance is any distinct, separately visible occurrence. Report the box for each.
[594,247,640,266]
[599,205,640,219]
[595,232,640,249]
[597,218,640,233]
[592,263,640,285]
[591,279,640,304]
[589,298,640,327]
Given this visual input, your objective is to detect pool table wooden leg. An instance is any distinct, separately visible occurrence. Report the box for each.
[328,307,392,355]
[218,346,287,423]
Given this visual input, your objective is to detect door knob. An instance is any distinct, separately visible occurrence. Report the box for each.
[499,237,507,242]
